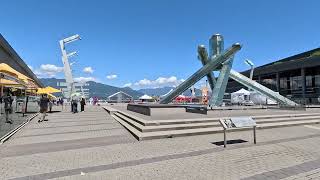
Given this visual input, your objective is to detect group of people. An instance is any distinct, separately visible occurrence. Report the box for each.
[56,98,64,106]
[38,95,87,122]
[0,88,88,124]
[71,97,86,113]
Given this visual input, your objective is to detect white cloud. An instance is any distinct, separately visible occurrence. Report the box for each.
[74,77,96,83]
[33,64,64,78]
[83,67,94,74]
[106,74,117,80]
[132,76,184,88]
[134,78,152,86]
[123,83,132,87]
[40,64,64,73]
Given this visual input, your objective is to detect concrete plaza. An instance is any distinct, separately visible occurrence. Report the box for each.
[0,106,320,179]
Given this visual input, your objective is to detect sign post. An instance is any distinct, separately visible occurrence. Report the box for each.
[219,117,257,148]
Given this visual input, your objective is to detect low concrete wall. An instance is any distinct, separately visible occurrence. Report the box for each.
[127,104,187,116]
[186,106,207,114]
[127,104,151,116]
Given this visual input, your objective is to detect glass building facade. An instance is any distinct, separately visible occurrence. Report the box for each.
[226,48,320,104]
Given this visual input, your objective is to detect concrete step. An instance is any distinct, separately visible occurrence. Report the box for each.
[117,110,320,126]
[143,116,320,132]
[115,112,218,132]
[111,114,143,140]
[116,111,155,126]
[258,119,320,129]
[139,119,320,140]
[258,115,320,124]
[253,112,320,120]
[114,111,320,133]
[107,107,320,140]
[112,112,320,141]
[114,112,144,131]
[102,106,119,115]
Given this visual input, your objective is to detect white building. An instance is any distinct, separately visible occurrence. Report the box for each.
[57,81,90,98]
[108,91,133,103]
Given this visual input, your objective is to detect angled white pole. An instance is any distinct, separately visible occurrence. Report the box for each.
[59,34,81,99]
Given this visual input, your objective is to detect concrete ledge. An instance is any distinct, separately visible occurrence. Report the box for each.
[186,106,207,114]
[102,106,118,115]
[127,104,186,116]
[127,104,151,116]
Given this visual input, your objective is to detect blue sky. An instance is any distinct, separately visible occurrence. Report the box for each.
[1,0,319,89]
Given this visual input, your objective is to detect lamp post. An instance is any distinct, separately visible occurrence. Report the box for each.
[244,59,254,80]
[244,59,254,92]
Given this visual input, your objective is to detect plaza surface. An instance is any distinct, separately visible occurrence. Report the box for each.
[0,106,320,180]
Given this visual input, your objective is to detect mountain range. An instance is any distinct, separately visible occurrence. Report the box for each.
[40,78,202,99]
[137,87,202,96]
[40,78,143,99]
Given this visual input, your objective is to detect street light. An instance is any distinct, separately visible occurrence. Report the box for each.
[244,59,254,80]
[244,59,255,92]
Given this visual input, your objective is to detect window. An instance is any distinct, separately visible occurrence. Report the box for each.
[306,76,312,87]
[290,76,302,90]
[315,75,320,87]
[280,78,288,89]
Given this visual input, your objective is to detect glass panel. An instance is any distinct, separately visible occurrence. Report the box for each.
[306,76,312,87]
[315,75,320,87]
[280,78,288,89]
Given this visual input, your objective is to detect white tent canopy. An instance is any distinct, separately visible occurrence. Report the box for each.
[230,88,278,105]
[139,94,153,100]
[231,88,251,104]
[232,88,250,95]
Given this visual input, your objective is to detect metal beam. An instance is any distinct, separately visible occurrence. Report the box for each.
[209,34,233,106]
[198,45,216,90]
[229,69,298,106]
[160,43,242,104]
[209,57,234,106]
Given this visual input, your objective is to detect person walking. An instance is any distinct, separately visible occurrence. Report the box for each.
[80,97,86,112]
[3,89,13,124]
[48,98,53,113]
[38,94,49,123]
[61,98,64,110]
[71,97,78,113]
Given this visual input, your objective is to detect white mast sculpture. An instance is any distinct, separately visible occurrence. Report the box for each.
[59,34,81,99]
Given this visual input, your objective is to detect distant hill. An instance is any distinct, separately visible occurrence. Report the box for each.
[40,78,143,99]
[138,86,202,96]
[138,87,174,96]
[86,81,143,99]
[40,78,204,99]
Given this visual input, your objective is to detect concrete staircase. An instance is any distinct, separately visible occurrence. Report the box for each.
[103,106,320,141]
